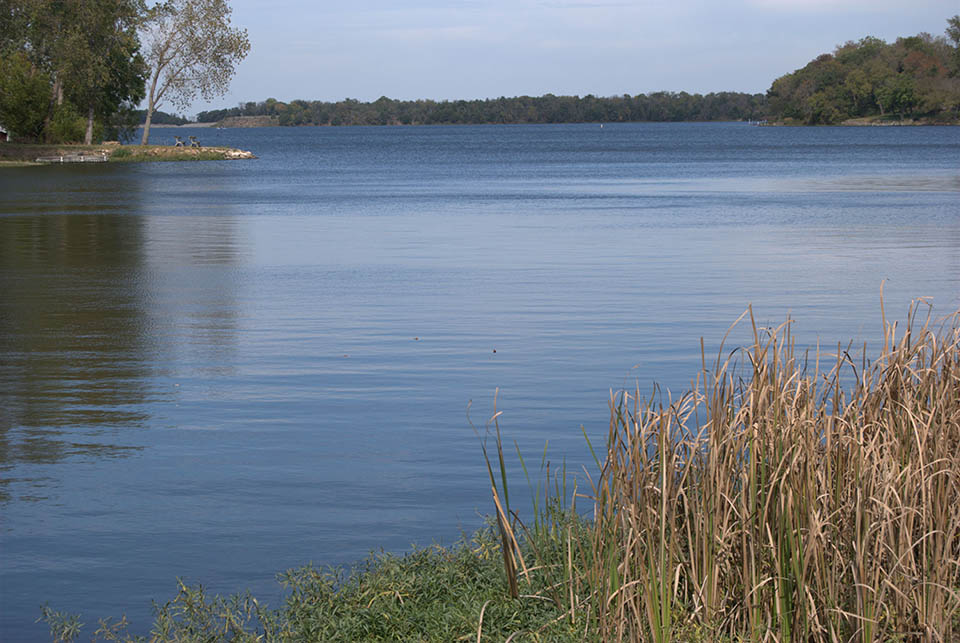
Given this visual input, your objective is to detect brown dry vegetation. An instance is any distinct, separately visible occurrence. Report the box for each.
[489,298,960,642]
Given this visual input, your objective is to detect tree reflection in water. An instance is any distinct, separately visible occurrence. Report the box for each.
[0,172,154,502]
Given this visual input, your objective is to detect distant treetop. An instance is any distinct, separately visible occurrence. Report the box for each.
[196,92,768,126]
[766,15,960,124]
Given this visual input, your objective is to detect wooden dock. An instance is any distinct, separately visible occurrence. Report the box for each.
[35,154,108,163]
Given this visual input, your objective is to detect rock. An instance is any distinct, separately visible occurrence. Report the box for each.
[224,149,256,159]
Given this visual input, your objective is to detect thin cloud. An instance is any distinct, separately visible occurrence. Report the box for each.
[538,1,639,8]
[747,0,915,10]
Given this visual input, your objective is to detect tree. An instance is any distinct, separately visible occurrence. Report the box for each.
[1,0,146,143]
[140,0,249,145]
[0,0,34,56]
[0,51,50,140]
[57,0,146,144]
[947,15,960,75]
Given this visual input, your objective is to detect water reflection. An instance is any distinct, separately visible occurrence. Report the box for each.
[0,165,247,504]
[0,208,153,499]
[0,166,161,502]
[143,213,242,378]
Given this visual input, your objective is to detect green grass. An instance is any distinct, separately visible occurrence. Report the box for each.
[42,525,585,642]
[107,147,228,162]
[0,161,39,167]
[42,297,960,642]
[0,143,236,165]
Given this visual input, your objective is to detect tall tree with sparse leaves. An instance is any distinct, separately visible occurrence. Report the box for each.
[140,0,249,145]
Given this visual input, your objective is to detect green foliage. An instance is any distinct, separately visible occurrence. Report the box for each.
[132,109,189,125]
[57,0,146,141]
[197,91,768,126]
[946,15,960,75]
[106,148,228,162]
[104,102,142,143]
[275,531,579,641]
[48,103,87,143]
[40,527,583,641]
[0,52,50,141]
[148,581,276,642]
[38,605,83,643]
[0,0,147,143]
[767,18,960,123]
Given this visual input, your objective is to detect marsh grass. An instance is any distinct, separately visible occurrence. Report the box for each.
[483,298,960,642]
[42,300,960,641]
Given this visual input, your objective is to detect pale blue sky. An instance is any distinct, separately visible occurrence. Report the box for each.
[193,0,957,115]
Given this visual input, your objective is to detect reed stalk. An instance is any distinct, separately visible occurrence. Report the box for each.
[492,300,960,642]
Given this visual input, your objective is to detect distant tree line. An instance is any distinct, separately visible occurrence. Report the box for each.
[767,16,960,124]
[134,109,189,125]
[197,92,768,126]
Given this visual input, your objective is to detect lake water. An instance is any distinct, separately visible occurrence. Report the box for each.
[1,122,958,639]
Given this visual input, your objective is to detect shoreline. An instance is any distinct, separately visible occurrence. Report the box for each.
[765,115,960,127]
[181,118,960,128]
[0,143,255,166]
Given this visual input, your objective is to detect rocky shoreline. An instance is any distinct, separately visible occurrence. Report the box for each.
[0,143,256,166]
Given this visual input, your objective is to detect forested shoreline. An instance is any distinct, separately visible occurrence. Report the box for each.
[195,92,768,126]
[767,18,960,124]
[193,16,960,128]
[3,7,960,143]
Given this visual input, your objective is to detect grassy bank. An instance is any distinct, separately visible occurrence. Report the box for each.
[107,146,250,162]
[43,301,960,642]
[0,143,254,165]
[0,160,40,167]
[42,526,585,642]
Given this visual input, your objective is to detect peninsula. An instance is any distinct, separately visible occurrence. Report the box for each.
[0,143,255,167]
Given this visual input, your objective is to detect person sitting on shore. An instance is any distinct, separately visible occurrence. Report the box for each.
[174,136,184,147]
[189,136,201,148]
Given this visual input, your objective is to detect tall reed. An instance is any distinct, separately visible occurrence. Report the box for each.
[491,300,960,642]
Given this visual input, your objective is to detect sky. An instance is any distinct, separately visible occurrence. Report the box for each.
[186,0,957,116]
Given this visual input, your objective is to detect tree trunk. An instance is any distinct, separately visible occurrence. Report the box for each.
[141,103,154,146]
[141,70,161,145]
[85,104,95,145]
[45,75,62,142]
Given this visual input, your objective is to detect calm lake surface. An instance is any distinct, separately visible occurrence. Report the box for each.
[1,122,959,638]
